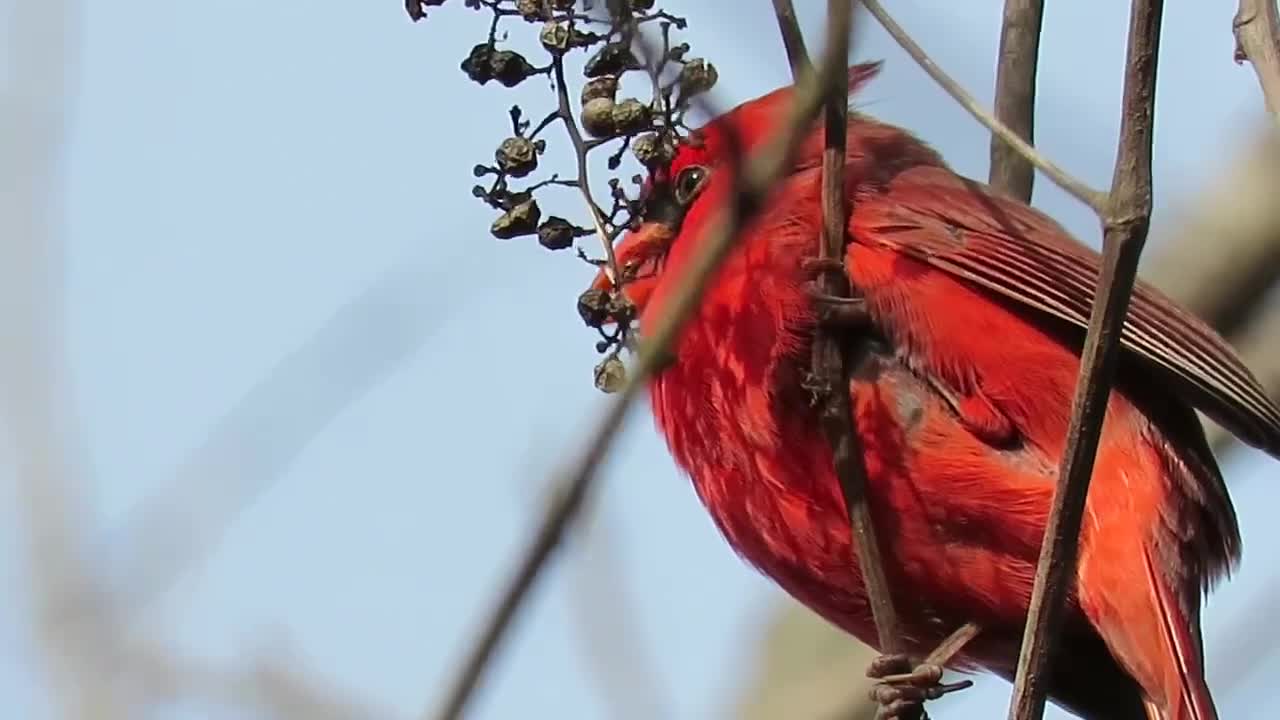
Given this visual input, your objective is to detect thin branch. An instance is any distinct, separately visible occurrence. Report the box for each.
[862,0,1107,213]
[1234,0,1280,113]
[1006,1,1163,718]
[988,0,1045,201]
[424,26,856,720]
[809,0,901,655]
[551,54,621,285]
[873,622,983,686]
[770,0,812,77]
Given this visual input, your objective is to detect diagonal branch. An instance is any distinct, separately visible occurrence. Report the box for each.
[424,23,858,720]
[770,0,812,78]
[1234,0,1280,113]
[1006,1,1163,718]
[862,0,1107,213]
[989,0,1045,202]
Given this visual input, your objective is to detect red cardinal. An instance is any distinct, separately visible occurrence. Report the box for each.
[588,63,1280,720]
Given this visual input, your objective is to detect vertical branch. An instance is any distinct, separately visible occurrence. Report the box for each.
[810,0,901,654]
[770,0,900,658]
[1006,1,1163,718]
[770,0,813,77]
[989,0,1045,201]
[1234,0,1280,114]
[862,0,1107,213]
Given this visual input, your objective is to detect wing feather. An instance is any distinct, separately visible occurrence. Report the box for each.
[854,166,1280,457]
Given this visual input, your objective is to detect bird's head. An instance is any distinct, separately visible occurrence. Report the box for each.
[586,62,883,321]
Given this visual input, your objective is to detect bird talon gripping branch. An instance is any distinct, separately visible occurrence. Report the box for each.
[867,654,972,720]
[804,281,872,329]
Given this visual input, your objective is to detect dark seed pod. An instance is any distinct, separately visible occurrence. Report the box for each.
[594,355,626,394]
[631,0,655,9]
[678,59,718,99]
[581,97,617,138]
[460,43,495,85]
[580,75,619,104]
[406,0,447,23]
[494,137,539,178]
[489,49,539,87]
[490,198,542,239]
[537,216,577,250]
[552,0,575,9]
[606,293,633,324]
[584,42,641,78]
[577,288,612,327]
[610,98,651,135]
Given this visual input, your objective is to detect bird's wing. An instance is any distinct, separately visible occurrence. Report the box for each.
[849,165,1280,457]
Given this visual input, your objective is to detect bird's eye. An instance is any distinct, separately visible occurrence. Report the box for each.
[673,165,710,206]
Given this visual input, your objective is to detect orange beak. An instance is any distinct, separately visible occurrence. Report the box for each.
[588,221,677,318]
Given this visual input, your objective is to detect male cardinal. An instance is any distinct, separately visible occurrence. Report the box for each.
[587,63,1280,720]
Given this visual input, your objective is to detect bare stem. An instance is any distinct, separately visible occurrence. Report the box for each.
[424,28,855,720]
[1006,1,1162,718]
[862,0,1106,213]
[770,0,812,77]
[989,0,1045,201]
[811,0,902,655]
[551,54,620,284]
[1234,0,1280,114]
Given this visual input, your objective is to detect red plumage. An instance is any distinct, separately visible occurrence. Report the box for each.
[589,64,1278,720]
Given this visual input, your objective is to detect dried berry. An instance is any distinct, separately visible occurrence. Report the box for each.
[405,0,447,22]
[460,43,496,84]
[577,288,612,327]
[581,75,619,104]
[678,59,718,99]
[632,132,676,168]
[489,49,539,87]
[494,137,539,178]
[581,97,617,137]
[537,216,578,250]
[540,21,571,52]
[515,0,548,21]
[611,98,651,135]
[490,198,542,239]
[584,42,641,78]
[461,44,541,87]
[594,355,627,393]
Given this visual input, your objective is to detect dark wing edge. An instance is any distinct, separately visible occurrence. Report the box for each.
[859,170,1280,459]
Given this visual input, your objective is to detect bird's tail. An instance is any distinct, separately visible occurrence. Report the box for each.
[1076,502,1221,720]
[1139,549,1219,720]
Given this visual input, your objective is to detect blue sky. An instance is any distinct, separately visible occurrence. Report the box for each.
[2,1,1277,719]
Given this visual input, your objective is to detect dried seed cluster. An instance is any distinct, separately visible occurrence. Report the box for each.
[407,0,718,391]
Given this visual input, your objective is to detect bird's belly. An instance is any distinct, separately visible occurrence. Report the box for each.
[655,352,1058,668]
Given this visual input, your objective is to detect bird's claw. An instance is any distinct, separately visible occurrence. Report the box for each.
[805,282,871,329]
[866,654,972,720]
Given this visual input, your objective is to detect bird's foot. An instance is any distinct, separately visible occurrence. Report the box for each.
[803,282,871,329]
[866,653,973,720]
